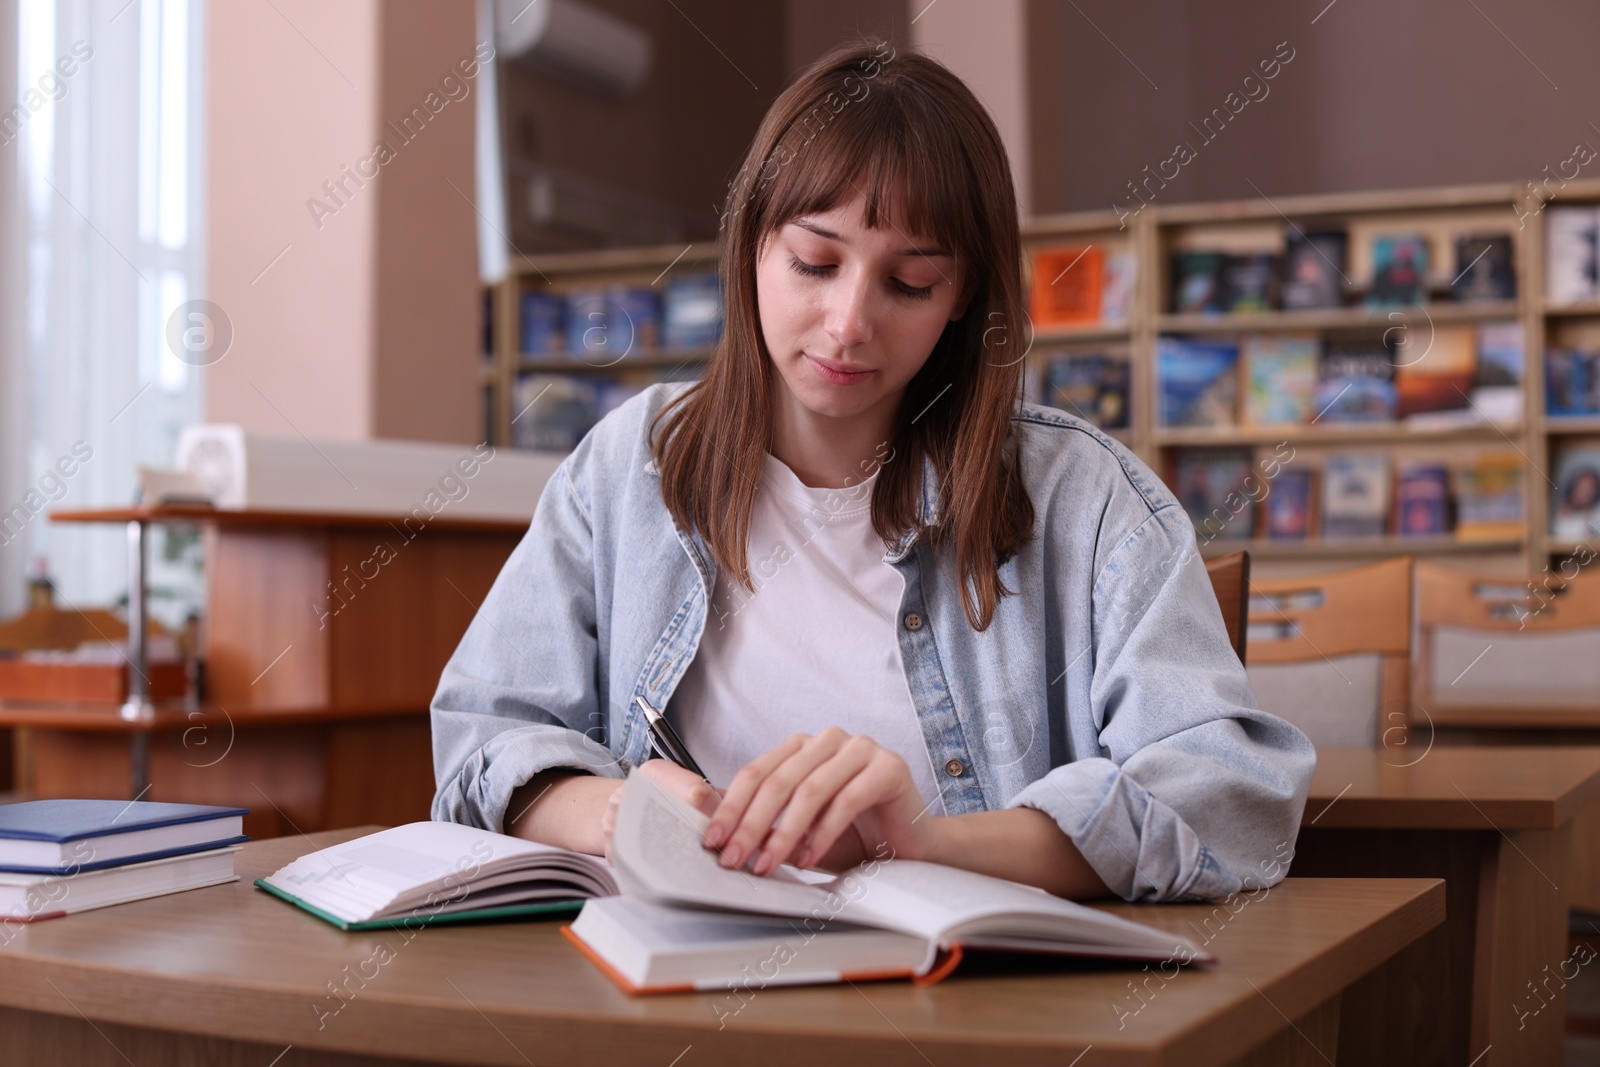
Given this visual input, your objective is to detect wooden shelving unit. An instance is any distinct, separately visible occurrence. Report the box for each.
[479,180,1583,575]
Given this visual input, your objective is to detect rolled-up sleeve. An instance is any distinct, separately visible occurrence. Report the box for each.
[429,453,625,834]
[1007,505,1316,902]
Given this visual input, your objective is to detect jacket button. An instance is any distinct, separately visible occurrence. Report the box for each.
[944,758,964,777]
[903,612,923,631]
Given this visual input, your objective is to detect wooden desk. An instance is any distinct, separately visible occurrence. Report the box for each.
[0,829,1443,1067]
[11,504,524,821]
[1293,746,1600,1067]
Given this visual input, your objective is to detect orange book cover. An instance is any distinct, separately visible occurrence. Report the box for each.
[1030,244,1105,327]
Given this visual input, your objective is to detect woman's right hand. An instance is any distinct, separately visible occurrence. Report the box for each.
[601,759,720,863]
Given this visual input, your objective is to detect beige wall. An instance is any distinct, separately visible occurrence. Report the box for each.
[206,0,477,444]
[911,0,1031,216]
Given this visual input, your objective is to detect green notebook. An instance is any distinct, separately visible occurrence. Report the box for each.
[254,821,617,931]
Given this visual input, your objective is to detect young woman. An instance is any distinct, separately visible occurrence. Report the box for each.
[430,39,1315,902]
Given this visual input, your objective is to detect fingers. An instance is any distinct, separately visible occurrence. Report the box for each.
[703,732,811,854]
[752,737,878,874]
[640,757,719,815]
[797,750,905,867]
[707,728,879,875]
[600,784,623,864]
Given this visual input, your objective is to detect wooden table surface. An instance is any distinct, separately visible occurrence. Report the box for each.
[0,828,1444,1067]
[1304,745,1600,830]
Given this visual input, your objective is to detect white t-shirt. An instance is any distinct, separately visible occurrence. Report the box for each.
[671,451,947,817]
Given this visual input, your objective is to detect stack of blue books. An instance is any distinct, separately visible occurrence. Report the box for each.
[0,799,248,923]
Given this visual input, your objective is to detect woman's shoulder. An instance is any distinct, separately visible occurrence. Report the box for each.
[1011,401,1179,519]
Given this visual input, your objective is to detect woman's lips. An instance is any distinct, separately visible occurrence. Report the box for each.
[805,353,874,385]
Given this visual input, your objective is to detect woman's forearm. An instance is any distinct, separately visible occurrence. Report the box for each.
[504,768,623,855]
[922,807,1112,899]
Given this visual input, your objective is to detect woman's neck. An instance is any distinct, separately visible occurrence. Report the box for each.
[769,386,898,490]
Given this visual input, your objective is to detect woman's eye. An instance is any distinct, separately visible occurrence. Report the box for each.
[788,254,831,278]
[788,254,934,301]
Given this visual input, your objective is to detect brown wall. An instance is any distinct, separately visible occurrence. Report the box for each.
[1028,0,1600,216]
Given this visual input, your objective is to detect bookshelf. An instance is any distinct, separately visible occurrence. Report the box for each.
[479,180,1576,577]
[1526,177,1600,574]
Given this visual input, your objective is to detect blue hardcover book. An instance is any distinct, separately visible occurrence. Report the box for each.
[566,289,611,361]
[519,291,566,355]
[0,799,248,874]
[662,273,723,349]
[1397,464,1451,537]
[607,285,661,355]
[1157,337,1239,427]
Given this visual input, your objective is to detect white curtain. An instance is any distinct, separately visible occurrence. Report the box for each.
[0,0,205,627]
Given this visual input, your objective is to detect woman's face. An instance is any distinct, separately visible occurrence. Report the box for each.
[755,191,972,426]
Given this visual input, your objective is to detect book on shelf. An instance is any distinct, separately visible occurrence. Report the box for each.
[1471,321,1524,424]
[566,288,610,361]
[1173,448,1256,540]
[1545,206,1599,306]
[1366,233,1429,307]
[1452,454,1524,542]
[1394,323,1475,419]
[1157,337,1239,427]
[519,291,565,355]
[607,285,663,353]
[1547,347,1600,416]
[1170,251,1229,314]
[1221,252,1277,313]
[1314,332,1397,423]
[1321,454,1391,538]
[257,821,619,931]
[1240,332,1318,426]
[513,375,600,451]
[662,273,723,349]
[1451,234,1516,302]
[1551,448,1600,541]
[1264,467,1315,540]
[1040,353,1129,431]
[1100,249,1137,324]
[1280,229,1347,310]
[1395,464,1451,537]
[0,799,248,921]
[563,770,1210,994]
[1029,244,1105,327]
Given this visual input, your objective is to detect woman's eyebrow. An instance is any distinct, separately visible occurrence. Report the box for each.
[789,218,952,259]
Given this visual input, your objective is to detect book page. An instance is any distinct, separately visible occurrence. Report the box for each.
[612,769,840,921]
[847,860,1202,955]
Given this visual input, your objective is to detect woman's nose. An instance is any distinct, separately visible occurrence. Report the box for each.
[822,271,874,348]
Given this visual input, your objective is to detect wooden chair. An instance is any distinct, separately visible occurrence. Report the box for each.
[1204,550,1251,666]
[1244,557,1413,749]
[1414,559,1600,719]
[1413,559,1600,957]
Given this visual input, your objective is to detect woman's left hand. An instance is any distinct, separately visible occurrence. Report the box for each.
[702,727,937,875]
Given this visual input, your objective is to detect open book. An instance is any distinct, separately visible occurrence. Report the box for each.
[564,768,1211,993]
[256,820,618,930]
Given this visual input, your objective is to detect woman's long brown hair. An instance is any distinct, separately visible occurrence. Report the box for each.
[648,37,1034,631]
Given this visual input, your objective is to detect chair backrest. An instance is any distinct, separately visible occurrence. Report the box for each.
[1244,556,1413,749]
[1204,551,1251,666]
[1414,559,1600,711]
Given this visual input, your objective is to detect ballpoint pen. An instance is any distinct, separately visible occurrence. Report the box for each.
[633,694,712,784]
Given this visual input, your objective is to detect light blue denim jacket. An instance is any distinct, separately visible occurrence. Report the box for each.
[430,382,1316,902]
